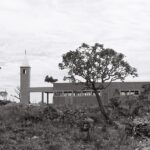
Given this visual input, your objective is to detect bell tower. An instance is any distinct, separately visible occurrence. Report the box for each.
[20,51,30,104]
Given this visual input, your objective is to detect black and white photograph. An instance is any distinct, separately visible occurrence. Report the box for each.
[0,0,150,149]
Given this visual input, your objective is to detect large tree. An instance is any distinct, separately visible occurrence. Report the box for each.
[58,43,138,123]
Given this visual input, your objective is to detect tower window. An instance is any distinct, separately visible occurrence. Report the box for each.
[23,69,26,74]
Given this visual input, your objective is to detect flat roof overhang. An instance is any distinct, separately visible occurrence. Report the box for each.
[30,87,54,93]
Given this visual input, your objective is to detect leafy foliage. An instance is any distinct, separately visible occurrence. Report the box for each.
[138,84,150,100]
[0,90,8,100]
[59,43,138,89]
[0,104,140,150]
[45,75,58,83]
[141,84,150,94]
[110,97,121,108]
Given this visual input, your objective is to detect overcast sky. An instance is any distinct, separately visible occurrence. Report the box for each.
[0,0,150,101]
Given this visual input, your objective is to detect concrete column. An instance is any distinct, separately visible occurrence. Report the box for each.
[47,93,49,104]
[41,92,44,104]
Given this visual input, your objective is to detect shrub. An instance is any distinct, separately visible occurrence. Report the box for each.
[109,97,121,108]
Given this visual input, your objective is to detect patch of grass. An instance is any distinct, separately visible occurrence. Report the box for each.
[0,103,143,150]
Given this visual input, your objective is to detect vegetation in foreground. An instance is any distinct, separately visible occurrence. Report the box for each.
[0,98,150,150]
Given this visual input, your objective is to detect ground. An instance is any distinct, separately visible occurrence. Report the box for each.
[0,102,149,150]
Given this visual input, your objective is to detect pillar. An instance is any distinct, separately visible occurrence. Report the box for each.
[41,92,44,103]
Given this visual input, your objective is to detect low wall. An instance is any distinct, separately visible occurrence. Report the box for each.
[53,96,99,106]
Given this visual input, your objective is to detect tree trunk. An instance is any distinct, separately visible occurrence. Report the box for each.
[93,88,114,125]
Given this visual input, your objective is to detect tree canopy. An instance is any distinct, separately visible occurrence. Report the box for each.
[59,43,138,90]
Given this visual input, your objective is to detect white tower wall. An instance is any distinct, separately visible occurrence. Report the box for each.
[20,53,31,104]
[20,66,30,104]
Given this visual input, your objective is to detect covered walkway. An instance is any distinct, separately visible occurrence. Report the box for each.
[30,87,53,104]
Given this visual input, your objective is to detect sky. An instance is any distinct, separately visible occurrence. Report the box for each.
[0,0,150,101]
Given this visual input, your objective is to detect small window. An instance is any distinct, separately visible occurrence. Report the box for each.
[74,91,81,96]
[135,91,139,95]
[64,91,73,96]
[54,91,63,96]
[23,69,26,74]
[121,91,129,96]
[130,91,135,95]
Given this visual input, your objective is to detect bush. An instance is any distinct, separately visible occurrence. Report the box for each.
[43,105,59,120]
[0,100,11,106]
[0,103,145,149]
[109,97,121,108]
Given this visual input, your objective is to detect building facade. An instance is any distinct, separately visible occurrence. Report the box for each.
[20,55,150,106]
[52,82,149,106]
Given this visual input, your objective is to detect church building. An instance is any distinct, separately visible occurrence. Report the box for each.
[20,54,149,106]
